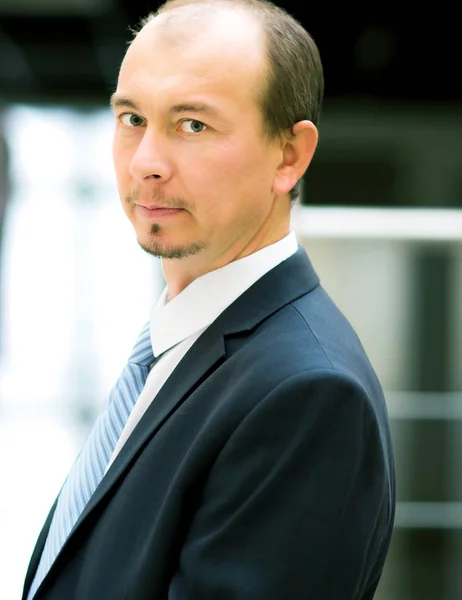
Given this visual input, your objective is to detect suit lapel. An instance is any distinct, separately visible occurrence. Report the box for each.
[22,499,58,599]
[62,319,226,544]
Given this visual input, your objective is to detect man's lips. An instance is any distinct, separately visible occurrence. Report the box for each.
[135,204,185,219]
[137,204,179,209]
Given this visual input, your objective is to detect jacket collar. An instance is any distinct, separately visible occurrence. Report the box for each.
[221,245,319,334]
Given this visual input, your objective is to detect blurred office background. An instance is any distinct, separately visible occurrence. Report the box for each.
[0,1,461,598]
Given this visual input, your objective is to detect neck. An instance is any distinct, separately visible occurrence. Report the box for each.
[162,204,291,301]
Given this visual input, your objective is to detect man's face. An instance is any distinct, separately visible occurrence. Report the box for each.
[112,8,286,266]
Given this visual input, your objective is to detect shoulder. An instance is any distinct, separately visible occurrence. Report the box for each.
[227,284,375,384]
[222,286,389,427]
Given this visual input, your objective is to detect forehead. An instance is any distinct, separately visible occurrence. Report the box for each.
[117,6,267,110]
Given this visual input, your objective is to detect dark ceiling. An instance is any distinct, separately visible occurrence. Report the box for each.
[0,0,460,106]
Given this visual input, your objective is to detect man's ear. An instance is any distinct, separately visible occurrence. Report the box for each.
[272,120,318,197]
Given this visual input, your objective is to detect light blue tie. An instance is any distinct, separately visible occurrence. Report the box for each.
[27,322,154,599]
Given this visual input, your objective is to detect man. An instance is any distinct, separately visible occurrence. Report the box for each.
[23,1,396,598]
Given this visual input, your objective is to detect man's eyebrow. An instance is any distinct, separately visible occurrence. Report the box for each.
[169,103,222,117]
[109,97,224,118]
[110,94,140,111]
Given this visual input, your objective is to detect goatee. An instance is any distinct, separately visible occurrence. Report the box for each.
[138,224,207,259]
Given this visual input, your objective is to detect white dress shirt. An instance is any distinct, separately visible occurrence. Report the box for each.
[106,231,298,470]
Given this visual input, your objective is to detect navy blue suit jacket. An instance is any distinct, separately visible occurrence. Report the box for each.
[24,246,395,599]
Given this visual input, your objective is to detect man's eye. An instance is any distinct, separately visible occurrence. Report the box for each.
[119,113,145,127]
[179,119,207,134]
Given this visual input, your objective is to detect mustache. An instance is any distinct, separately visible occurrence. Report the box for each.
[126,189,190,210]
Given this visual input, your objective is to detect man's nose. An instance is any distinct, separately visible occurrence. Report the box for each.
[129,130,173,183]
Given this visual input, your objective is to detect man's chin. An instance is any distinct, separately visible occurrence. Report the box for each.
[138,240,207,260]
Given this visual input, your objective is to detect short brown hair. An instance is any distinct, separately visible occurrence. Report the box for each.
[138,0,324,203]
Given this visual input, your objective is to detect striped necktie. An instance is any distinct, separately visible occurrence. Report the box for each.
[27,322,154,599]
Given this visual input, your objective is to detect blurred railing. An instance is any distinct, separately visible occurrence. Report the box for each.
[291,205,462,243]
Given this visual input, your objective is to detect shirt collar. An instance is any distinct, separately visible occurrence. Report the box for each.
[150,231,298,357]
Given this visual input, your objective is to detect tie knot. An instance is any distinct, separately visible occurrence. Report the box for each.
[128,322,154,367]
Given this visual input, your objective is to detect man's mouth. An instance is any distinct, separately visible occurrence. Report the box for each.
[135,204,185,219]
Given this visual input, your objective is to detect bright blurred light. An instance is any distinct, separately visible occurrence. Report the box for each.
[292,205,462,242]
[0,104,163,599]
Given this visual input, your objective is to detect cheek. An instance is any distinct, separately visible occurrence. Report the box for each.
[224,134,275,182]
[195,138,264,190]
[190,143,272,224]
[174,141,241,207]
